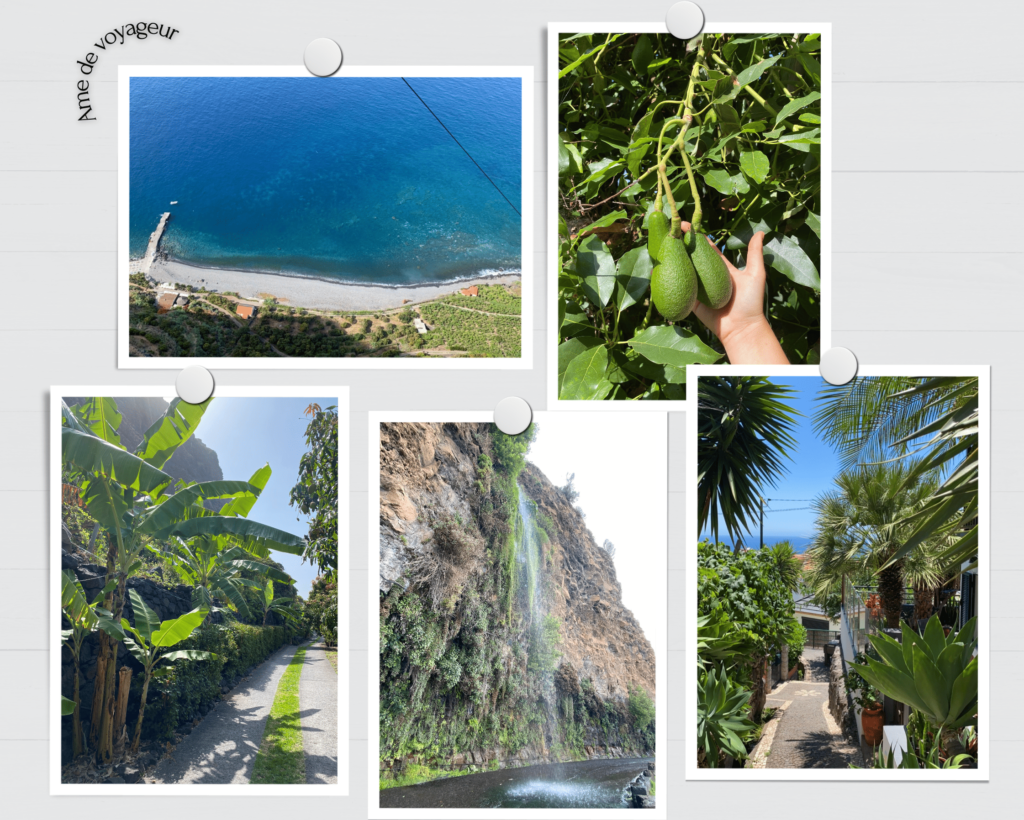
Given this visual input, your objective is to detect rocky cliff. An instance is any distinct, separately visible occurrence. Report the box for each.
[378,422,655,780]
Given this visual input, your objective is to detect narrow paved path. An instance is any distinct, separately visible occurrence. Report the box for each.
[299,641,338,784]
[762,648,863,769]
[148,643,300,784]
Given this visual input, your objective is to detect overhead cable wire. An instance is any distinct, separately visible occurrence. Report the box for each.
[401,77,521,217]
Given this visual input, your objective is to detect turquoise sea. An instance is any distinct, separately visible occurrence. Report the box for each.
[128,76,522,286]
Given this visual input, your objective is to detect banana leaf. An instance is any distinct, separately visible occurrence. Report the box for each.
[150,607,208,648]
[138,480,264,535]
[70,397,124,447]
[219,464,272,518]
[160,516,305,556]
[128,588,161,643]
[134,397,212,471]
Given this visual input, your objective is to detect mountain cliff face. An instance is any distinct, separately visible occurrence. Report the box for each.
[64,396,223,484]
[379,422,655,780]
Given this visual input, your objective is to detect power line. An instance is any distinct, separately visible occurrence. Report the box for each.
[765,506,812,513]
[401,78,521,217]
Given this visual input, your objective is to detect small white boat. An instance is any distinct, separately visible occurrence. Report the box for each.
[170,201,178,205]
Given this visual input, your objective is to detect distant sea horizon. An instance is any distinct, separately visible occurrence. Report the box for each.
[700,534,815,552]
[128,76,523,287]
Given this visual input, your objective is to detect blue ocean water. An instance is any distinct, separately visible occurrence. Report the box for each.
[128,76,522,285]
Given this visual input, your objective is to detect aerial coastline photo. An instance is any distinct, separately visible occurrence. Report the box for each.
[122,70,528,362]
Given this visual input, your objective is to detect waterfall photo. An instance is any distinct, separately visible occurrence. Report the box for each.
[369,412,667,815]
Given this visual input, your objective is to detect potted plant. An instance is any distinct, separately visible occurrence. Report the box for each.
[846,654,884,746]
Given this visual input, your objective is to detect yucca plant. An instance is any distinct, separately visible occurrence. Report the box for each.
[696,665,756,767]
[850,615,977,758]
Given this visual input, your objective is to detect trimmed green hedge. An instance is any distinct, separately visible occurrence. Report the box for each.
[136,622,289,741]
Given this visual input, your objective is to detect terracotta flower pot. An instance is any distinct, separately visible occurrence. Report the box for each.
[861,705,884,746]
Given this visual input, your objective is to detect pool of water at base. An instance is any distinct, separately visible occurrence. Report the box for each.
[378,757,653,809]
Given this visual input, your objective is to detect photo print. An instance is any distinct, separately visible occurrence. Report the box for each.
[119,66,533,369]
[686,366,987,780]
[550,25,830,406]
[51,386,350,794]
[370,412,667,816]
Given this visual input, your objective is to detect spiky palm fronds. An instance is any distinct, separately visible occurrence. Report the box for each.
[697,377,800,545]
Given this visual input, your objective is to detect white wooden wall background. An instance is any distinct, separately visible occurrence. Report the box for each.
[1,0,1019,815]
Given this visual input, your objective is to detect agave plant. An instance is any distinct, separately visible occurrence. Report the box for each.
[696,610,752,671]
[868,709,974,769]
[120,589,216,753]
[696,665,756,767]
[849,615,977,757]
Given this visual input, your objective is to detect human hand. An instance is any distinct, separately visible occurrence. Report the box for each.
[686,228,789,365]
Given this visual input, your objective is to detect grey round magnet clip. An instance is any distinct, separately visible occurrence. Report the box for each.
[493,397,533,436]
[175,366,215,404]
[819,348,859,386]
[666,2,706,40]
[304,38,344,77]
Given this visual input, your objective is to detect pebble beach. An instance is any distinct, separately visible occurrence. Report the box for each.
[147,259,521,312]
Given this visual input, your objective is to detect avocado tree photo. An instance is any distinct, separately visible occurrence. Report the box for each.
[557,32,824,401]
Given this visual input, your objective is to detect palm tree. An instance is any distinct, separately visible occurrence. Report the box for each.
[813,376,979,571]
[697,377,800,545]
[805,463,950,628]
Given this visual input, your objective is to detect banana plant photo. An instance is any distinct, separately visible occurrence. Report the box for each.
[52,388,348,792]
[554,30,826,402]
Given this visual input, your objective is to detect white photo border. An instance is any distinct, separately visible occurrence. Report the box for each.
[49,385,351,795]
[684,364,990,781]
[117,65,534,370]
[547,24,833,411]
[368,411,668,818]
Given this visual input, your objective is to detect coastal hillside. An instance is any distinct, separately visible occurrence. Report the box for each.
[128,273,520,359]
[379,422,655,783]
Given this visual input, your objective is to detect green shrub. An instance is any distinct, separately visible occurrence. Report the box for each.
[137,621,288,741]
[628,685,656,731]
[787,621,806,670]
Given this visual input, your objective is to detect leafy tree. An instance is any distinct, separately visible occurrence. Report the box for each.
[628,685,655,731]
[305,575,338,647]
[119,590,214,752]
[59,570,120,758]
[697,376,799,544]
[697,540,795,721]
[290,403,340,578]
[560,472,580,503]
[557,32,823,400]
[601,538,616,559]
[259,579,302,626]
[805,463,950,628]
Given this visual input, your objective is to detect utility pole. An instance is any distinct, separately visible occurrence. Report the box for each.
[759,497,767,548]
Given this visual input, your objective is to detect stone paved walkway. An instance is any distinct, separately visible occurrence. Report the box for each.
[299,641,338,784]
[762,648,863,769]
[148,639,337,785]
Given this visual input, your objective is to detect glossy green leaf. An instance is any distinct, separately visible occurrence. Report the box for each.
[805,211,821,238]
[151,607,208,648]
[739,151,770,184]
[763,235,820,289]
[577,235,616,308]
[774,91,821,125]
[558,336,603,395]
[703,169,750,196]
[626,326,723,368]
[156,516,306,556]
[134,398,212,470]
[61,695,77,716]
[735,55,781,88]
[560,345,613,401]
[69,397,123,447]
[631,34,655,74]
[578,210,627,236]
[128,588,160,643]
[614,246,653,312]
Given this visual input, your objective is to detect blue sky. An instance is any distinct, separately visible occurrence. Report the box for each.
[699,376,841,549]
[191,396,335,597]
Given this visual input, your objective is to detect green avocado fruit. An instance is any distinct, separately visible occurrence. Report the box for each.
[647,210,671,263]
[683,230,733,309]
[651,235,698,322]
